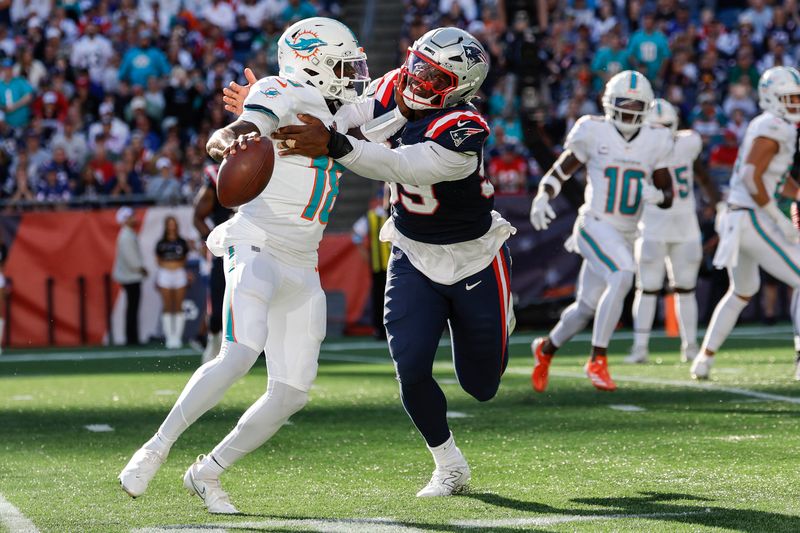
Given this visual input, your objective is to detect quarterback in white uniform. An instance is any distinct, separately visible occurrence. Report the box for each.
[118,18,370,513]
[692,66,800,380]
[627,99,720,364]
[529,70,674,392]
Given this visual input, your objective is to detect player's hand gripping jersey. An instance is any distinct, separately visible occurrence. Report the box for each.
[727,112,796,210]
[566,115,674,234]
[639,129,703,242]
[207,76,341,267]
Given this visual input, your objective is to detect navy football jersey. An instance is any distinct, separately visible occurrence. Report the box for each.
[390,104,493,245]
[156,238,189,262]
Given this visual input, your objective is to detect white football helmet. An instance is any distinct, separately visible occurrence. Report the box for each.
[400,27,489,110]
[602,70,654,135]
[646,98,679,134]
[278,17,369,104]
[758,66,800,123]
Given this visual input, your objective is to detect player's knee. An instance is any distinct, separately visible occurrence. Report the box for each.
[217,341,260,379]
[275,381,309,416]
[461,379,499,402]
[609,270,634,293]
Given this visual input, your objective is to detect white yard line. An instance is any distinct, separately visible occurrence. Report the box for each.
[131,511,709,532]
[504,369,800,405]
[0,493,39,533]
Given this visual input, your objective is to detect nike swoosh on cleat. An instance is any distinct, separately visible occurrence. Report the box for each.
[191,477,206,498]
[465,281,482,291]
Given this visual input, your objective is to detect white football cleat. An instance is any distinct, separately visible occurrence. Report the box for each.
[690,353,714,380]
[183,456,240,514]
[119,447,166,498]
[416,463,471,497]
[624,345,648,364]
[681,343,699,363]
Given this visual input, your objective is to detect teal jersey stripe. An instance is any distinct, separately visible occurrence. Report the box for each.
[749,211,800,278]
[244,104,279,121]
[579,228,619,272]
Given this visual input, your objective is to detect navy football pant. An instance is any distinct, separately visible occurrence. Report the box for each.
[384,245,512,447]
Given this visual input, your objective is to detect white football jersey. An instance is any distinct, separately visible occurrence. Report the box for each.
[566,116,674,233]
[728,111,796,211]
[639,129,703,242]
[210,76,341,267]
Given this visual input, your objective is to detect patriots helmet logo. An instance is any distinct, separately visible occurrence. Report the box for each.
[450,126,484,147]
[463,44,487,70]
[285,30,328,60]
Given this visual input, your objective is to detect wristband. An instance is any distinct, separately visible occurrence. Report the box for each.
[327,127,354,159]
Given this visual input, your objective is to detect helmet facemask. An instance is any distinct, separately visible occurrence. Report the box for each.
[324,56,370,103]
[778,92,800,122]
[400,50,459,110]
[607,98,648,135]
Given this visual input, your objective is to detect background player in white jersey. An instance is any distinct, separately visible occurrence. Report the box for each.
[692,66,800,380]
[529,70,674,392]
[626,99,720,364]
[118,18,369,514]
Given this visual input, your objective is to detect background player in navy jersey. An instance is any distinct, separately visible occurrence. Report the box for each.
[272,28,514,497]
[193,164,234,363]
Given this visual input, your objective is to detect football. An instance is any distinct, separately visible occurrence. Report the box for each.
[216,137,275,208]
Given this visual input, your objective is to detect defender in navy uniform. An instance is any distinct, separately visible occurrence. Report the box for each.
[193,164,234,363]
[273,27,515,497]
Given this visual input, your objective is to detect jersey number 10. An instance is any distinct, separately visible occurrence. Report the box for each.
[603,167,645,215]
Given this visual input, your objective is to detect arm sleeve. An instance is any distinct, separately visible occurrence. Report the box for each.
[238,77,293,137]
[336,137,477,186]
[563,116,593,163]
[752,115,794,145]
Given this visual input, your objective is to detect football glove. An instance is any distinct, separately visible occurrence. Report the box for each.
[530,193,556,231]
[641,183,665,205]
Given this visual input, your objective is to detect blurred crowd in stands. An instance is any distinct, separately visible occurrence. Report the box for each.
[0,0,339,208]
[1,0,797,209]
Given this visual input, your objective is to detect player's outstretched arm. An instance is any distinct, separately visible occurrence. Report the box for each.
[272,114,475,185]
[529,150,583,231]
[206,120,260,163]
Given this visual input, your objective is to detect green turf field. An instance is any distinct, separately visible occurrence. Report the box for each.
[2,327,800,532]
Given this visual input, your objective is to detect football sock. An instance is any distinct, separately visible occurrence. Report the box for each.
[791,290,800,343]
[174,313,185,346]
[701,290,748,354]
[0,318,4,349]
[427,432,465,469]
[549,301,594,348]
[158,342,259,442]
[210,380,308,468]
[632,290,656,348]
[676,291,698,349]
[197,454,226,479]
[399,376,450,448]
[592,270,634,348]
[161,313,173,347]
[142,432,173,457]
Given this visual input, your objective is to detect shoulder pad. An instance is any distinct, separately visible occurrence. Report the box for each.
[371,68,401,117]
[424,110,489,152]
